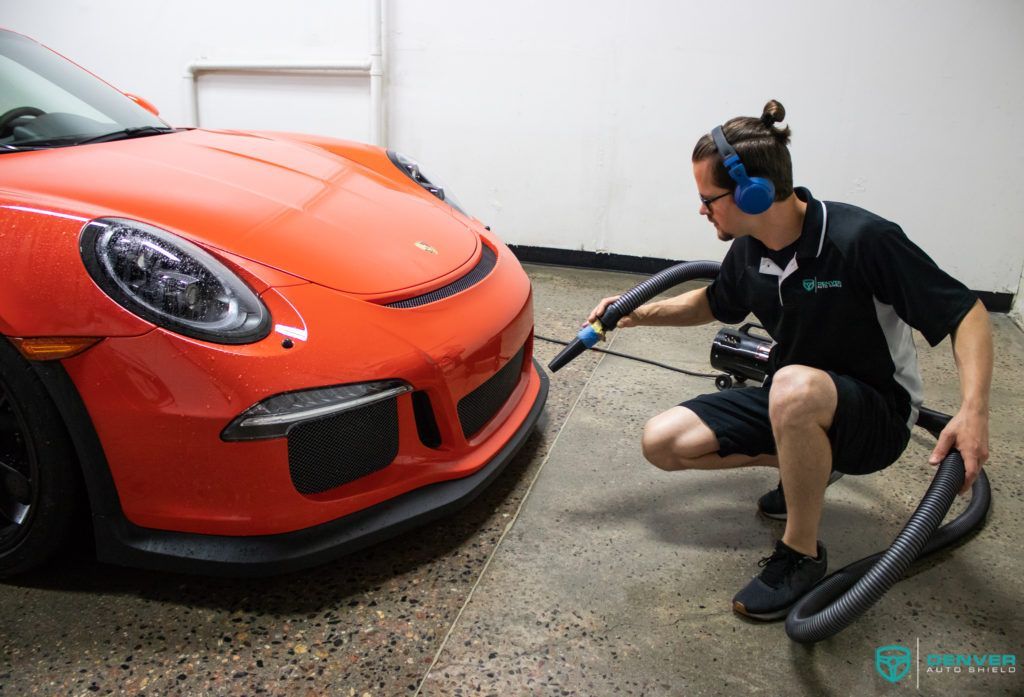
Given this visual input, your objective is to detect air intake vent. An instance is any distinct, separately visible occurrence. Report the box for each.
[287,398,399,494]
[412,391,442,449]
[386,244,497,308]
[457,345,525,439]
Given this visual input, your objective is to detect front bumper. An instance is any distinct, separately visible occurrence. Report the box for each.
[60,234,538,536]
[90,360,547,576]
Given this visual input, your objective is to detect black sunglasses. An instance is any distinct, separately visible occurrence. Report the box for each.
[699,191,731,209]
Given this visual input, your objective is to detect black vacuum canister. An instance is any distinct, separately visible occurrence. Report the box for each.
[709,323,774,384]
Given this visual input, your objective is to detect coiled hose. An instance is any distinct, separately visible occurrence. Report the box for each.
[785,408,991,643]
[547,260,991,642]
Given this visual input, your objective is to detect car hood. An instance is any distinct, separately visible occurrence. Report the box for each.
[0,129,477,295]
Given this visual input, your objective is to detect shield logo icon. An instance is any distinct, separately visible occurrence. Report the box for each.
[876,645,912,683]
[802,279,816,292]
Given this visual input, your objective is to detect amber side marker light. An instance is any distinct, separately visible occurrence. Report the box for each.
[9,337,102,360]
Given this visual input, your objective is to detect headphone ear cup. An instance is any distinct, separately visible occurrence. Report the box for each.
[734,177,775,214]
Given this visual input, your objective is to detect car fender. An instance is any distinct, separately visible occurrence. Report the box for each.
[0,202,153,337]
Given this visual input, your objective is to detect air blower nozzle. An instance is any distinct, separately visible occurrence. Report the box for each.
[547,260,722,373]
[548,318,614,372]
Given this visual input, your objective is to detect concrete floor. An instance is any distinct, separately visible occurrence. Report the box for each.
[2,263,1022,696]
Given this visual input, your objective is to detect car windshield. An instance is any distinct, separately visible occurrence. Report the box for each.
[0,29,171,151]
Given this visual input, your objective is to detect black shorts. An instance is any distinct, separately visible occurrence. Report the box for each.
[680,372,911,475]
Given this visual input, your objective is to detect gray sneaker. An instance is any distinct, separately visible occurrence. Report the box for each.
[757,471,845,520]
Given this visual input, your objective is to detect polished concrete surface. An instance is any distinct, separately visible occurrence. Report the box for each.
[2,263,1022,696]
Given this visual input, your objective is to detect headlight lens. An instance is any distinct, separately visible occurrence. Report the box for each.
[80,218,271,344]
[387,150,466,215]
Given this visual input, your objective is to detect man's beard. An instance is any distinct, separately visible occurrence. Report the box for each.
[717,229,734,241]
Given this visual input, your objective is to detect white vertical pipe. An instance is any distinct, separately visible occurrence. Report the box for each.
[369,0,385,146]
[189,73,200,127]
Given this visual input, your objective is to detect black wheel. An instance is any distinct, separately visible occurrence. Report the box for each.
[0,340,80,577]
[715,374,733,391]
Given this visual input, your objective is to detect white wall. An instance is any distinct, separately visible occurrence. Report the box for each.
[5,0,1023,294]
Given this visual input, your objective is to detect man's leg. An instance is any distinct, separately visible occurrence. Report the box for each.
[768,365,838,558]
[728,366,838,620]
[647,381,835,620]
[641,405,778,471]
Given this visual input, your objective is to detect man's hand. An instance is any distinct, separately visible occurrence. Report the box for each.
[928,406,989,495]
[584,286,715,332]
[584,295,642,331]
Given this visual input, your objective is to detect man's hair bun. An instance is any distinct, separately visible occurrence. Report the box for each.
[761,100,790,143]
[761,100,786,126]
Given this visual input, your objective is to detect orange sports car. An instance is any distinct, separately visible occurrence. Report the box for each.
[0,29,547,576]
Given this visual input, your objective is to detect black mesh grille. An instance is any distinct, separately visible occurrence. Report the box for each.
[457,346,525,439]
[287,398,399,494]
[386,245,497,308]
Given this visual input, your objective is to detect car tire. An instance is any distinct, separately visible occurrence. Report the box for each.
[0,339,81,578]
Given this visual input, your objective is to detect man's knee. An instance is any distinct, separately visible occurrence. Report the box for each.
[769,365,836,430]
[640,412,676,469]
[641,407,717,471]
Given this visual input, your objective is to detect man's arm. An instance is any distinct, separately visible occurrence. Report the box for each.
[587,286,716,328]
[928,299,993,494]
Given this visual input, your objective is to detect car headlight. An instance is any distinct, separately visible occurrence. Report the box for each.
[387,150,466,215]
[80,218,271,344]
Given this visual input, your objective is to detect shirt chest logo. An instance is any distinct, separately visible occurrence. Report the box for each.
[803,277,843,292]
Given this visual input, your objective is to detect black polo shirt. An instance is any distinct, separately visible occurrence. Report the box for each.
[705,187,977,427]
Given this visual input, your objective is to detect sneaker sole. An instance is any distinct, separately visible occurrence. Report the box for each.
[756,472,846,521]
[732,599,793,622]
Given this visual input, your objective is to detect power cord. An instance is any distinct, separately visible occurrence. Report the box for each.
[535,334,719,380]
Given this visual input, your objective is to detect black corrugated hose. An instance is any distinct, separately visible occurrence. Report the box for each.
[547,260,722,372]
[581,259,724,331]
[547,260,992,643]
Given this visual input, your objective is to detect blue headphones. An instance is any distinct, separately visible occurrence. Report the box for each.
[711,126,775,214]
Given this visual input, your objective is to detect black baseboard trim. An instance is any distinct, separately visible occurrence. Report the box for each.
[509,244,681,276]
[974,291,1012,313]
[508,244,1013,313]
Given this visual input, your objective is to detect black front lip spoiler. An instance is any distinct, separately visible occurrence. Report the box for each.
[91,360,549,577]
